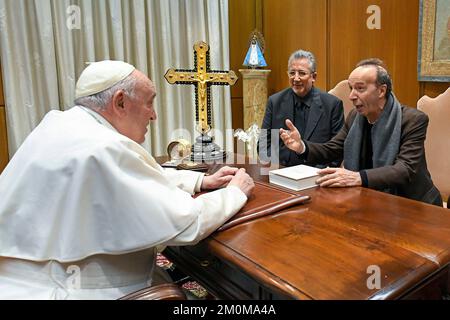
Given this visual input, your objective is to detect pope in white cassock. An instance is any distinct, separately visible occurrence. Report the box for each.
[0,60,254,299]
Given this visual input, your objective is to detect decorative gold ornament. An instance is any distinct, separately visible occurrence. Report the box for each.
[164,41,238,135]
[164,41,238,162]
[167,139,192,161]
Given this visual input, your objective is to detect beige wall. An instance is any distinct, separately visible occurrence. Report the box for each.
[328,0,420,106]
[229,0,450,129]
[263,0,328,93]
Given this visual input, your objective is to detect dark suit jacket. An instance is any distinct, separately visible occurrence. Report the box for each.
[258,87,344,167]
[304,106,442,206]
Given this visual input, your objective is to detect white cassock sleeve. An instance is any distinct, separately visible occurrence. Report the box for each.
[157,169,246,246]
[161,185,246,246]
[83,141,248,254]
[158,167,247,245]
[162,168,205,194]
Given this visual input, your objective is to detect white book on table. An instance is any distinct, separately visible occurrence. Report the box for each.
[269,164,320,191]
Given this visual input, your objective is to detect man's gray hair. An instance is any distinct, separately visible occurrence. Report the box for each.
[287,49,317,73]
[74,74,137,111]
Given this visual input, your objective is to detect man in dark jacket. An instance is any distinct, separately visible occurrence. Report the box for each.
[280,58,442,206]
[258,49,344,167]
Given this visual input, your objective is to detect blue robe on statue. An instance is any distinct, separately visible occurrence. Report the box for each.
[243,41,267,67]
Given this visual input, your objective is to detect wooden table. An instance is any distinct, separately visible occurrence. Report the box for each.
[159,157,450,299]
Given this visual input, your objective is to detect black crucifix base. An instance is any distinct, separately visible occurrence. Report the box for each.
[190,134,227,162]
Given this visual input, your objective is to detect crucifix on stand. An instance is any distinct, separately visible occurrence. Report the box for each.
[164,41,238,162]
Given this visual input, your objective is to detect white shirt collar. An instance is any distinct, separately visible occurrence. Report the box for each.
[77,105,118,133]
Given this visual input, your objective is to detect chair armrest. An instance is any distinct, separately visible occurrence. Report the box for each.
[118,283,187,300]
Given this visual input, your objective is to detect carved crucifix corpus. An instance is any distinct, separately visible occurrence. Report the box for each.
[164,41,238,161]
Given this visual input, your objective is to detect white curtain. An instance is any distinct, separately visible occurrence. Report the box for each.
[0,0,233,157]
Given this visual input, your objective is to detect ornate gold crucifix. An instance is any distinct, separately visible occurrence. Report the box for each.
[164,41,238,134]
[164,41,238,161]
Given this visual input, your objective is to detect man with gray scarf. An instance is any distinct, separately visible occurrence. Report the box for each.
[280,58,442,206]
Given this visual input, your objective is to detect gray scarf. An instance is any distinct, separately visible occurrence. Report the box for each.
[343,93,402,173]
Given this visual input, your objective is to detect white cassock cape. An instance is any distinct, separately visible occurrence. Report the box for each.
[0,106,247,299]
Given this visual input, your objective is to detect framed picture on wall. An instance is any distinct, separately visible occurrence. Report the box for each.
[418,0,450,81]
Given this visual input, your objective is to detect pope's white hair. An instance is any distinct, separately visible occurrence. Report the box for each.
[74,74,137,111]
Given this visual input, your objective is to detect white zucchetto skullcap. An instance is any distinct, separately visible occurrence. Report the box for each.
[75,60,136,99]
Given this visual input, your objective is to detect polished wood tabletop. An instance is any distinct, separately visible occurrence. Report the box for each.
[158,156,450,299]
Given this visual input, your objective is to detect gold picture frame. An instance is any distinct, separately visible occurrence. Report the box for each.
[418,0,450,81]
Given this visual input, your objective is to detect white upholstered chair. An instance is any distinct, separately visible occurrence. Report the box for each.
[328,80,354,118]
[417,87,450,208]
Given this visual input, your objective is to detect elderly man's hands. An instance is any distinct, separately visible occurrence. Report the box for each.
[279,119,362,188]
[279,119,304,153]
[316,167,362,187]
[201,166,239,190]
[201,166,254,198]
[228,168,254,198]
